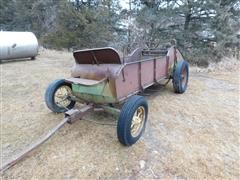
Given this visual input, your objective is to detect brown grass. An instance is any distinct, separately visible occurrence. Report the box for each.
[1,49,239,179]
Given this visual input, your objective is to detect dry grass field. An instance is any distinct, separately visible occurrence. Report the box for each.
[1,49,239,179]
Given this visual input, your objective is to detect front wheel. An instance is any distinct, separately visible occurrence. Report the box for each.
[172,60,189,93]
[117,95,148,146]
[45,79,76,113]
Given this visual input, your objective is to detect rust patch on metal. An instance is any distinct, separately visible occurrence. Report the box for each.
[73,47,121,64]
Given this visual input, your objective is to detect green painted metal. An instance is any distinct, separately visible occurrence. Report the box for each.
[71,80,117,104]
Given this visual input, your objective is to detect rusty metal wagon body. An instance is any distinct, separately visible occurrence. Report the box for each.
[65,46,184,104]
[45,46,189,146]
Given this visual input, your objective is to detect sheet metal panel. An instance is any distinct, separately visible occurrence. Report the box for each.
[0,31,38,60]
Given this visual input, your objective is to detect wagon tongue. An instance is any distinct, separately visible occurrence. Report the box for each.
[73,47,122,64]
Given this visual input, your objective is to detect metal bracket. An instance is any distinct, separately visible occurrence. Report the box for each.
[122,68,126,82]
[65,104,93,124]
[153,58,157,83]
[138,62,144,92]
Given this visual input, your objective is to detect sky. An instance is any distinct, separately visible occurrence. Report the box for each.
[120,0,129,9]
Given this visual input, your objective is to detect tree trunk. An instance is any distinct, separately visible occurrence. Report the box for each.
[184,0,192,30]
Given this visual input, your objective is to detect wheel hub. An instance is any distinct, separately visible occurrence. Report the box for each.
[131,106,145,137]
[54,86,72,108]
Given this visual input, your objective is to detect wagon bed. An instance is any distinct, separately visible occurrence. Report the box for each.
[68,46,184,103]
[45,45,189,146]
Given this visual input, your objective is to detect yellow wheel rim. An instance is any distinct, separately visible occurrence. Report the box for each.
[131,106,145,137]
[54,85,72,108]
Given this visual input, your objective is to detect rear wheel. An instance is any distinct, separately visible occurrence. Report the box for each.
[117,95,148,146]
[172,60,189,93]
[45,79,76,113]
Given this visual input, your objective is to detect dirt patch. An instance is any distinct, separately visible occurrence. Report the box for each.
[1,49,239,179]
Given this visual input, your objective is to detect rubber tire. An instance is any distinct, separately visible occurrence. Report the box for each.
[172,60,189,93]
[117,95,148,146]
[45,79,75,113]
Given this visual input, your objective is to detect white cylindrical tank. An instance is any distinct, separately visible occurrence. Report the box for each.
[0,31,39,60]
